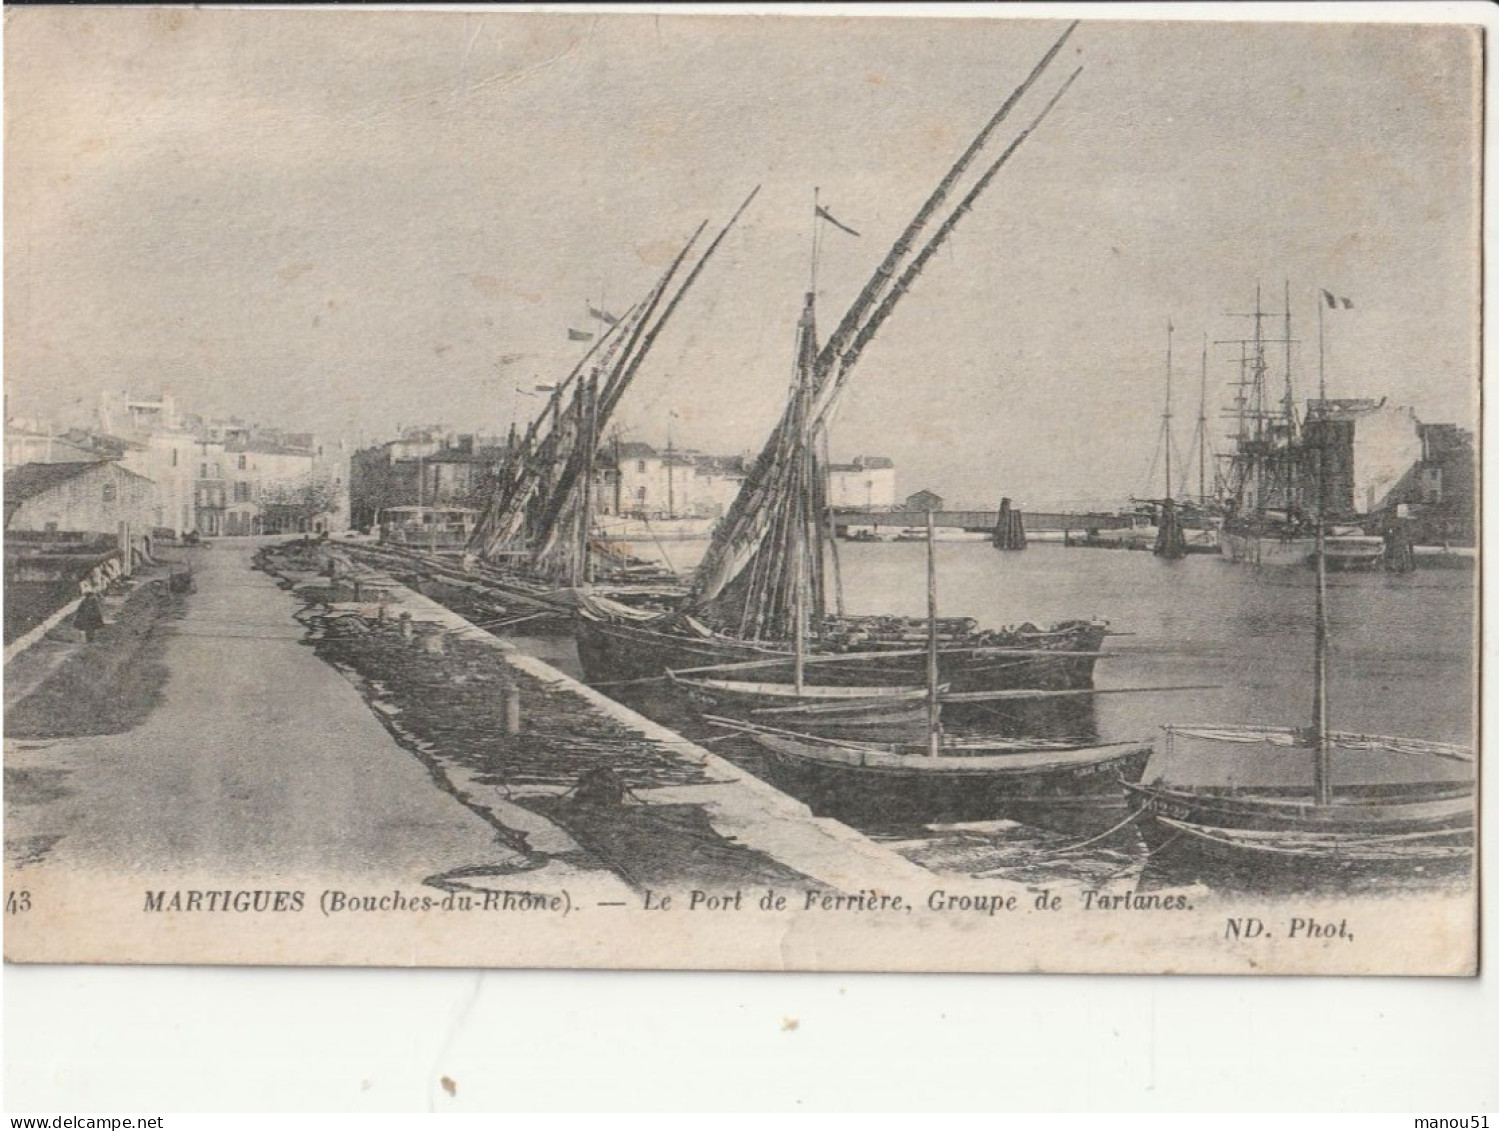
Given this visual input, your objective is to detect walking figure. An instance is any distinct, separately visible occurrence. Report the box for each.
[74,585,106,643]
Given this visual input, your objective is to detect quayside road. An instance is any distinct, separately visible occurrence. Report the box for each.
[4,538,520,882]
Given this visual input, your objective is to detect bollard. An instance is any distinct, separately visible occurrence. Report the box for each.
[399,612,413,640]
[376,603,388,625]
[352,579,363,602]
[502,680,522,735]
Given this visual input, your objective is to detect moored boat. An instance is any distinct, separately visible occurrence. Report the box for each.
[576,609,1108,705]
[742,723,1152,831]
[1133,449,1476,886]
[708,511,1153,835]
[668,671,942,743]
[573,25,1105,706]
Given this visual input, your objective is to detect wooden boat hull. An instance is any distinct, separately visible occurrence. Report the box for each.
[1140,817,1474,890]
[1125,779,1475,850]
[670,675,937,743]
[750,733,1151,831]
[575,614,1107,709]
[1126,778,1475,887]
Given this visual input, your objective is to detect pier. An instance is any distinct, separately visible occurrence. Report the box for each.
[833,507,1139,534]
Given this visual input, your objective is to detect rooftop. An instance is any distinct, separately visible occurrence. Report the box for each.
[5,461,111,504]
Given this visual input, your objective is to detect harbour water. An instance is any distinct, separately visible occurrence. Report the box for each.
[519,541,1476,893]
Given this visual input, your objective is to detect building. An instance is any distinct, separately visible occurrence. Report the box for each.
[350,427,895,527]
[192,437,230,535]
[591,442,754,519]
[2,420,101,470]
[348,430,506,530]
[905,489,945,512]
[598,443,892,518]
[4,461,158,558]
[827,456,897,510]
[208,432,349,536]
[1412,423,1476,543]
[1304,398,1425,519]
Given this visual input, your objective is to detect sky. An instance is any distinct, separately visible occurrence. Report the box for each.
[4,10,1481,510]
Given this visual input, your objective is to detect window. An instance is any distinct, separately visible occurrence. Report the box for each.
[234,482,251,503]
[636,460,647,473]
[237,455,247,471]
[102,481,118,504]
[200,464,208,479]
[635,486,646,502]
[171,449,178,468]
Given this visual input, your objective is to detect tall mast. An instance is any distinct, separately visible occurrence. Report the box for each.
[792,294,818,693]
[818,426,846,619]
[1252,283,1266,510]
[1198,333,1208,502]
[1317,290,1327,409]
[665,414,675,518]
[1311,444,1331,806]
[925,507,940,759]
[1163,319,1174,502]
[1283,279,1297,438]
[809,186,822,296]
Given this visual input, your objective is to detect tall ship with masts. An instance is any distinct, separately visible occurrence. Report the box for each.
[1217,284,1312,565]
[574,24,1112,709]
[1216,284,1383,568]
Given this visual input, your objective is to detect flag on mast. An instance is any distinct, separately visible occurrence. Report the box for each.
[815,204,861,238]
[587,304,619,325]
[567,328,594,342]
[1322,289,1354,310]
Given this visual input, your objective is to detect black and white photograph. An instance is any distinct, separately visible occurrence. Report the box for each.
[3,8,1480,975]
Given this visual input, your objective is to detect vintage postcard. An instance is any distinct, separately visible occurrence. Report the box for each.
[3,8,1480,974]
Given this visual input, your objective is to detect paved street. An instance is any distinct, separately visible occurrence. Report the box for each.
[4,539,519,882]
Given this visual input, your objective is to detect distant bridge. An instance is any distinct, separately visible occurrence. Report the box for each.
[831,508,1139,533]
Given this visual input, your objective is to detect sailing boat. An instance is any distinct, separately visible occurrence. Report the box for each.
[1126,446,1475,882]
[576,24,1111,709]
[464,190,758,607]
[664,346,946,744]
[714,513,1153,832]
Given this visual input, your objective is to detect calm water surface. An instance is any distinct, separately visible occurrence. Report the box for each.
[522,541,1476,890]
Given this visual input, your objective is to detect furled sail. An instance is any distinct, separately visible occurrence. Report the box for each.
[477,189,760,580]
[691,29,1082,619]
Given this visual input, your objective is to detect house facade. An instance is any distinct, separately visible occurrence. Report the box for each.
[827,456,897,509]
[5,461,159,554]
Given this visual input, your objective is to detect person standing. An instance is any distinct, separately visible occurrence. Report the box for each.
[73,584,106,644]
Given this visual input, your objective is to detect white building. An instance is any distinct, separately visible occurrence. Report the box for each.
[827,456,897,509]
[601,442,894,516]
[1307,398,1426,517]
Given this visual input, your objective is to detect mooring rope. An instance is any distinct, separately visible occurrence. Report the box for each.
[1048,804,1151,854]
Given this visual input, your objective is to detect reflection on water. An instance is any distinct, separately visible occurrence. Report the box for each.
[524,541,1476,894]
